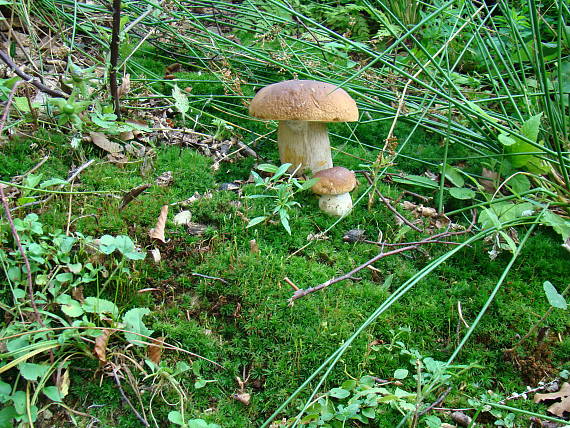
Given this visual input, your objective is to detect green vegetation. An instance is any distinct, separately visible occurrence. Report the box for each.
[1,0,569,427]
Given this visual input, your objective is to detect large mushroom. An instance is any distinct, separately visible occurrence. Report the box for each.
[249,80,358,175]
[311,167,357,216]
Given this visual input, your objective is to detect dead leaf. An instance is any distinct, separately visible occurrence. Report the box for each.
[173,210,192,226]
[165,63,181,74]
[534,382,570,417]
[71,286,84,303]
[106,152,128,164]
[150,248,161,263]
[89,132,123,154]
[147,336,165,365]
[155,171,173,187]
[187,222,212,236]
[149,205,168,243]
[249,239,259,253]
[120,183,151,210]
[117,74,130,98]
[58,369,70,398]
[94,329,113,363]
[233,392,251,406]
[479,167,499,193]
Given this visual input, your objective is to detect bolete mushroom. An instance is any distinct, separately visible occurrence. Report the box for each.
[249,80,358,175]
[311,166,357,216]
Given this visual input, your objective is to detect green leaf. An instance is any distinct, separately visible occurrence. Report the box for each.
[82,297,119,317]
[300,177,320,191]
[172,85,189,115]
[18,363,49,381]
[542,210,570,240]
[61,298,84,318]
[507,174,531,194]
[0,381,11,398]
[393,368,408,379]
[448,187,475,200]
[56,272,74,283]
[246,216,267,228]
[442,164,464,187]
[392,175,438,189]
[256,164,279,173]
[122,308,154,346]
[543,281,567,310]
[194,379,207,389]
[168,410,184,425]
[98,235,116,254]
[67,263,83,274]
[498,133,516,146]
[329,387,350,399]
[11,390,26,414]
[0,406,18,428]
[271,163,291,181]
[42,386,62,402]
[279,210,291,235]
[521,113,543,142]
[39,178,68,188]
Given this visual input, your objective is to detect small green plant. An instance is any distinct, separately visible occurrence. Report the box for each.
[245,163,319,235]
[0,213,150,426]
[290,338,474,427]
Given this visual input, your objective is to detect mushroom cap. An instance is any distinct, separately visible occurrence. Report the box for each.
[312,167,357,195]
[249,80,358,122]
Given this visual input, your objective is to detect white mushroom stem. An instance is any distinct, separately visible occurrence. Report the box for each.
[278,120,333,175]
[318,193,353,216]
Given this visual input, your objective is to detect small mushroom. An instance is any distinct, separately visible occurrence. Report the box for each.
[312,167,357,216]
[249,80,358,175]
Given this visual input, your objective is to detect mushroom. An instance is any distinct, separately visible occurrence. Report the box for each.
[311,167,357,216]
[249,80,358,175]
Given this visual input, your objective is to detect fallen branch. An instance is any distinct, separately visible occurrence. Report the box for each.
[0,50,67,98]
[289,215,475,303]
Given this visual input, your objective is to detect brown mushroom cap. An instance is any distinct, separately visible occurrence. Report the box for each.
[249,80,358,122]
[311,167,357,195]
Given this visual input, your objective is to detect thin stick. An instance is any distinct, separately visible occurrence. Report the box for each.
[362,172,422,232]
[418,386,453,417]
[111,367,149,427]
[0,50,66,98]
[110,0,122,119]
[0,185,44,326]
[190,272,229,284]
[290,215,475,302]
[283,277,299,291]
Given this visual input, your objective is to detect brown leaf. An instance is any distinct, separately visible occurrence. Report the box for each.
[94,329,113,363]
[57,369,70,398]
[149,205,168,243]
[534,382,570,417]
[233,392,251,406]
[165,63,181,74]
[71,286,84,303]
[155,171,173,187]
[89,132,123,154]
[147,336,165,365]
[479,167,499,193]
[119,183,151,210]
[117,74,130,98]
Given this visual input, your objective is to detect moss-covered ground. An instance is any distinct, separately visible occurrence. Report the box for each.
[1,112,568,427]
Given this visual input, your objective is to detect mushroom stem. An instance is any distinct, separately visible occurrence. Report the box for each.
[278,120,332,175]
[318,193,353,217]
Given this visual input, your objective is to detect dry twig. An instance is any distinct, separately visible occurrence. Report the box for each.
[289,215,475,303]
